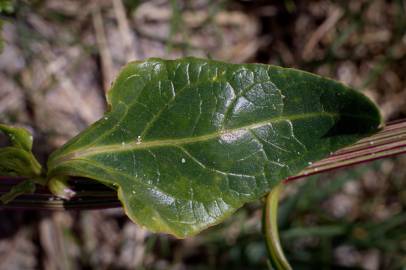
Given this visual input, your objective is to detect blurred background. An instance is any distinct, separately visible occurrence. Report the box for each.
[0,0,405,269]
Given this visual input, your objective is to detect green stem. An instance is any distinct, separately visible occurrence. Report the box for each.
[263,183,292,270]
[0,179,35,204]
[48,176,76,200]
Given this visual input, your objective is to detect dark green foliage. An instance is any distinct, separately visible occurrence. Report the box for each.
[47,57,381,237]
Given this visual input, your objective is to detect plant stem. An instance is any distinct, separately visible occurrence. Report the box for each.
[47,176,76,200]
[263,183,292,270]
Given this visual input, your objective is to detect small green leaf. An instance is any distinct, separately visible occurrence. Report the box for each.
[0,0,13,13]
[0,124,41,177]
[0,147,41,176]
[0,0,14,52]
[48,57,382,237]
[0,179,36,204]
[0,124,34,151]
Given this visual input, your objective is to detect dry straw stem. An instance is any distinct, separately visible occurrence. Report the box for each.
[92,3,114,93]
[112,0,137,61]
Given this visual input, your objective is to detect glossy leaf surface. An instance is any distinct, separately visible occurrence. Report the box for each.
[48,58,382,237]
[0,124,41,177]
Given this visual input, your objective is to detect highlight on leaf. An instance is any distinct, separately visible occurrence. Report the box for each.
[46,57,382,237]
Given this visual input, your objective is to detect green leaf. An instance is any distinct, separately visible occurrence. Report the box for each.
[0,179,35,204]
[0,124,34,151]
[0,147,41,176]
[47,57,382,237]
[0,0,13,13]
[0,124,41,177]
[0,0,13,52]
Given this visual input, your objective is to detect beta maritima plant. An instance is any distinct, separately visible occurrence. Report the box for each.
[0,57,384,269]
[0,57,383,236]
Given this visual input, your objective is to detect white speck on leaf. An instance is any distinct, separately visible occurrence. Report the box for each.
[181,158,186,163]
[220,130,246,143]
[136,136,142,144]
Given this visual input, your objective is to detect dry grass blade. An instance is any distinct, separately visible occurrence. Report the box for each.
[1,119,406,209]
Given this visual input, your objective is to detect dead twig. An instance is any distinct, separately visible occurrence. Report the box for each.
[112,0,137,61]
[92,4,114,93]
[302,8,343,60]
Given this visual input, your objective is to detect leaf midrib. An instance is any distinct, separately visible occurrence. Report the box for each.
[51,111,338,165]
